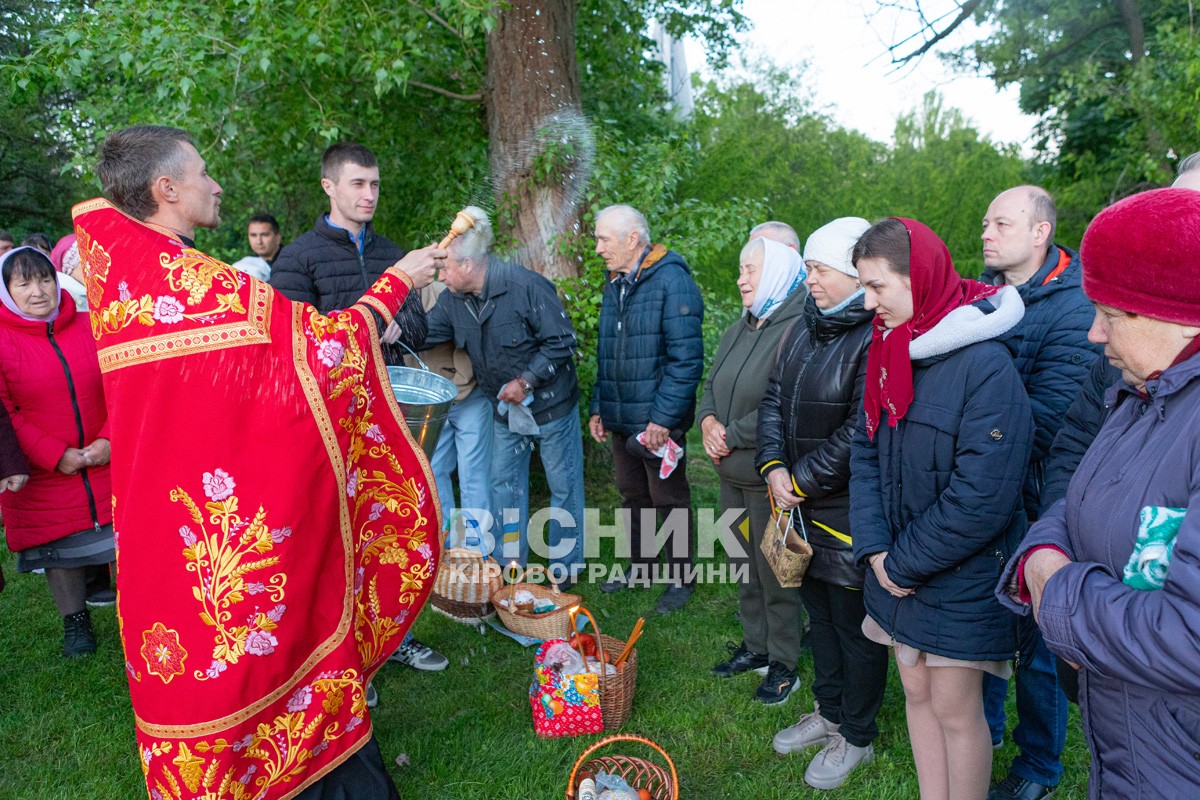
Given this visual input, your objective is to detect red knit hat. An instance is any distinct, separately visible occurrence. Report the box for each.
[1081,188,1200,326]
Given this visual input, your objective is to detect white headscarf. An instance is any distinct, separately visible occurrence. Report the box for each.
[749,237,805,321]
[0,246,62,323]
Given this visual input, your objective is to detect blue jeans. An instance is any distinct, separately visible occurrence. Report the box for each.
[489,408,586,580]
[983,616,1068,786]
[429,388,493,533]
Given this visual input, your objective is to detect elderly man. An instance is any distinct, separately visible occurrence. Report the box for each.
[979,185,1099,800]
[75,125,442,800]
[424,207,585,585]
[590,204,704,613]
[749,220,801,251]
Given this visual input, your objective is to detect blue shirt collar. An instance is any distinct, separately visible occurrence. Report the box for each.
[324,215,366,254]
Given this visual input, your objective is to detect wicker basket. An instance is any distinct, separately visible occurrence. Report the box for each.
[592,633,637,731]
[493,567,580,640]
[566,735,678,800]
[429,548,503,624]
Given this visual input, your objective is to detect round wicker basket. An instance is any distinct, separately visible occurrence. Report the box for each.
[566,734,678,800]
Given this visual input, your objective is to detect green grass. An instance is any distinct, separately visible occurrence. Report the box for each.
[0,433,1091,799]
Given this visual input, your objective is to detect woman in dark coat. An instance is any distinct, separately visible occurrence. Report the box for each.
[756,217,889,790]
[849,219,1032,800]
[0,247,114,656]
[700,234,806,702]
[1001,188,1200,799]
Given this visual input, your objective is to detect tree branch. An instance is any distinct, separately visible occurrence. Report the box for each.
[1115,0,1146,63]
[408,0,465,42]
[407,79,482,102]
[890,0,983,66]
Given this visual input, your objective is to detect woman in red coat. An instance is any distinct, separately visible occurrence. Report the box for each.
[0,246,114,656]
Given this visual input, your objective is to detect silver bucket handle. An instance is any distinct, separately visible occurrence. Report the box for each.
[391,336,431,373]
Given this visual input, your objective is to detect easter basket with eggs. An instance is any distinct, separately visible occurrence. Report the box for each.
[530,609,642,738]
[566,734,678,800]
[493,565,580,640]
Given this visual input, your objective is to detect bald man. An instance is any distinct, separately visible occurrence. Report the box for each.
[978,185,1100,800]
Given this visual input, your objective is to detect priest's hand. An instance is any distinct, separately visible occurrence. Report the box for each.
[393,245,446,289]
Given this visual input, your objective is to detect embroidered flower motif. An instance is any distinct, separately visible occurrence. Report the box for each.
[202,468,236,501]
[232,734,253,752]
[118,280,132,302]
[151,790,164,800]
[142,747,153,766]
[178,525,197,546]
[237,765,257,785]
[266,603,287,623]
[417,542,432,560]
[316,339,346,368]
[312,740,329,758]
[245,629,278,656]
[270,525,292,544]
[140,622,188,684]
[369,502,385,521]
[246,581,266,595]
[287,685,313,713]
[152,295,186,323]
[364,424,384,442]
[206,659,227,679]
[346,470,359,498]
[346,715,363,733]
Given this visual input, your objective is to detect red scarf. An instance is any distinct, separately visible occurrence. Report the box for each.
[73,199,440,800]
[863,218,1001,439]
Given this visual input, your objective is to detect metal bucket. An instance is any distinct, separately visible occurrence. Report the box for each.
[387,365,456,458]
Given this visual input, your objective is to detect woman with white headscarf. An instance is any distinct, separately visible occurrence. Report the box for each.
[700,235,808,704]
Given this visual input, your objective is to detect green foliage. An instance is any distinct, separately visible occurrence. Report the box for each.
[946,1,1199,210]
[683,62,1026,281]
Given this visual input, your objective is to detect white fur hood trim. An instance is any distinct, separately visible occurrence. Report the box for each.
[908,285,1024,361]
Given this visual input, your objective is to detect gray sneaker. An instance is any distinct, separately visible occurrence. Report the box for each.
[365,682,379,709]
[773,709,839,754]
[803,733,874,790]
[388,637,449,671]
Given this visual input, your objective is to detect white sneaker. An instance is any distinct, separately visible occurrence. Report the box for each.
[773,709,839,754]
[803,733,874,790]
[388,637,449,671]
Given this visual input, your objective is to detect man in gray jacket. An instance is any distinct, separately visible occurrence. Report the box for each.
[424,207,585,586]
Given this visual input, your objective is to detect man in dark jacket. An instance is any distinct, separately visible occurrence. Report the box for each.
[270,142,427,362]
[424,207,585,585]
[979,185,1099,800]
[588,204,704,614]
[271,142,445,680]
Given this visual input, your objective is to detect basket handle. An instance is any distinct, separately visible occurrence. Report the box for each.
[566,734,679,800]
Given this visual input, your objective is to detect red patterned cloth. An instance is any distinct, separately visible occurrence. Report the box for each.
[72,199,441,800]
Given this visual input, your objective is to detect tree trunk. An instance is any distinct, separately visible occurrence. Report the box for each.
[484,0,587,281]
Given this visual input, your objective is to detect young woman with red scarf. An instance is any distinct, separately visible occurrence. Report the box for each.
[848,218,1034,800]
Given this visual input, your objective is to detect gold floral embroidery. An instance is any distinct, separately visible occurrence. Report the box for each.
[145,673,367,800]
[141,622,188,684]
[170,471,288,680]
[162,248,244,311]
[75,226,110,309]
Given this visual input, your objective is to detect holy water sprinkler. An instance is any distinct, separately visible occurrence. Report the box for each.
[438,210,477,249]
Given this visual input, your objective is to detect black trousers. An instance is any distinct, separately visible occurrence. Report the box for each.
[799,578,889,747]
[295,736,399,800]
[610,433,695,583]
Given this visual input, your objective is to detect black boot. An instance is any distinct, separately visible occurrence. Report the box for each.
[63,609,96,658]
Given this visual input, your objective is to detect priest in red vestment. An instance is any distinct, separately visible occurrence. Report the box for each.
[74,125,445,800]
